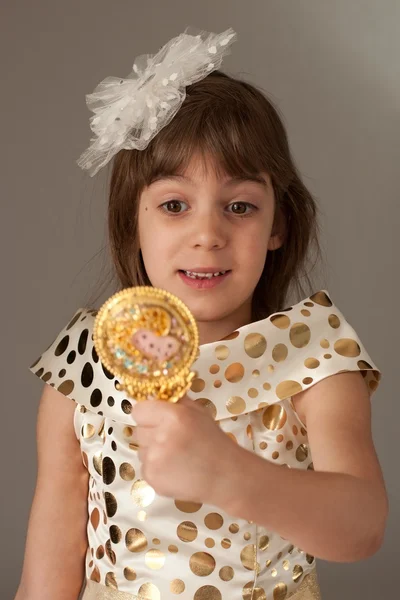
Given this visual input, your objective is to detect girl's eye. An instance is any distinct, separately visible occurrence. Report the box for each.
[161,200,188,214]
[227,202,255,215]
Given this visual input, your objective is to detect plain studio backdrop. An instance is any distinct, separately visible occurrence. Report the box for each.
[1,1,398,599]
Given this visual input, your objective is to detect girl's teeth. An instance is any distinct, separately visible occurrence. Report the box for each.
[183,270,227,279]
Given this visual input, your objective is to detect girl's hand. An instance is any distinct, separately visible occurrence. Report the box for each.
[131,396,240,506]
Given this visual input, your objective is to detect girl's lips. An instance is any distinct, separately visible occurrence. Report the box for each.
[178,270,231,289]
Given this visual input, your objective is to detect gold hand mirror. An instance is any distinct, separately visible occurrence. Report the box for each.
[93,287,199,403]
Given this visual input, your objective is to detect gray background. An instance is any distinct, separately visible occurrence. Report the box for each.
[2,1,399,598]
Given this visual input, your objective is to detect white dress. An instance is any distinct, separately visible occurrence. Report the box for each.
[30,290,380,600]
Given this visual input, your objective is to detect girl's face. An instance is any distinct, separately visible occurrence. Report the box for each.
[138,155,283,342]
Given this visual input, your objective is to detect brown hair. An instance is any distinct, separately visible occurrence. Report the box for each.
[107,70,322,320]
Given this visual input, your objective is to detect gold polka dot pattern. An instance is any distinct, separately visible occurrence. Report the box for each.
[227,396,246,415]
[30,291,380,600]
[145,549,166,570]
[215,345,230,360]
[170,579,185,594]
[194,586,222,600]
[125,528,148,553]
[131,480,155,508]
[177,521,198,542]
[225,363,245,383]
[189,552,216,576]
[123,567,136,581]
[175,500,202,513]
[272,344,289,362]
[138,582,160,600]
[244,333,267,358]
[204,513,224,530]
[219,566,234,581]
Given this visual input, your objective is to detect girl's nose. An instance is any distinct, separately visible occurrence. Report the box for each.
[190,212,227,250]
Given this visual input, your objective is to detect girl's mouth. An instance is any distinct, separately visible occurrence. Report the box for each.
[178,269,231,289]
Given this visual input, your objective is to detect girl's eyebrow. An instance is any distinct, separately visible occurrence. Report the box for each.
[149,174,269,188]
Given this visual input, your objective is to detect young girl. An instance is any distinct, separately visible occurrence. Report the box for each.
[16,28,388,600]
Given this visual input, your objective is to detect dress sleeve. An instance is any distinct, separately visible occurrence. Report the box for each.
[265,290,382,404]
[187,290,382,421]
[29,308,135,424]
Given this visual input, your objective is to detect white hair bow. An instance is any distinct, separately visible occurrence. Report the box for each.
[77,27,237,176]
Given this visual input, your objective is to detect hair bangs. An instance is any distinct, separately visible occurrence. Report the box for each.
[128,82,281,189]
